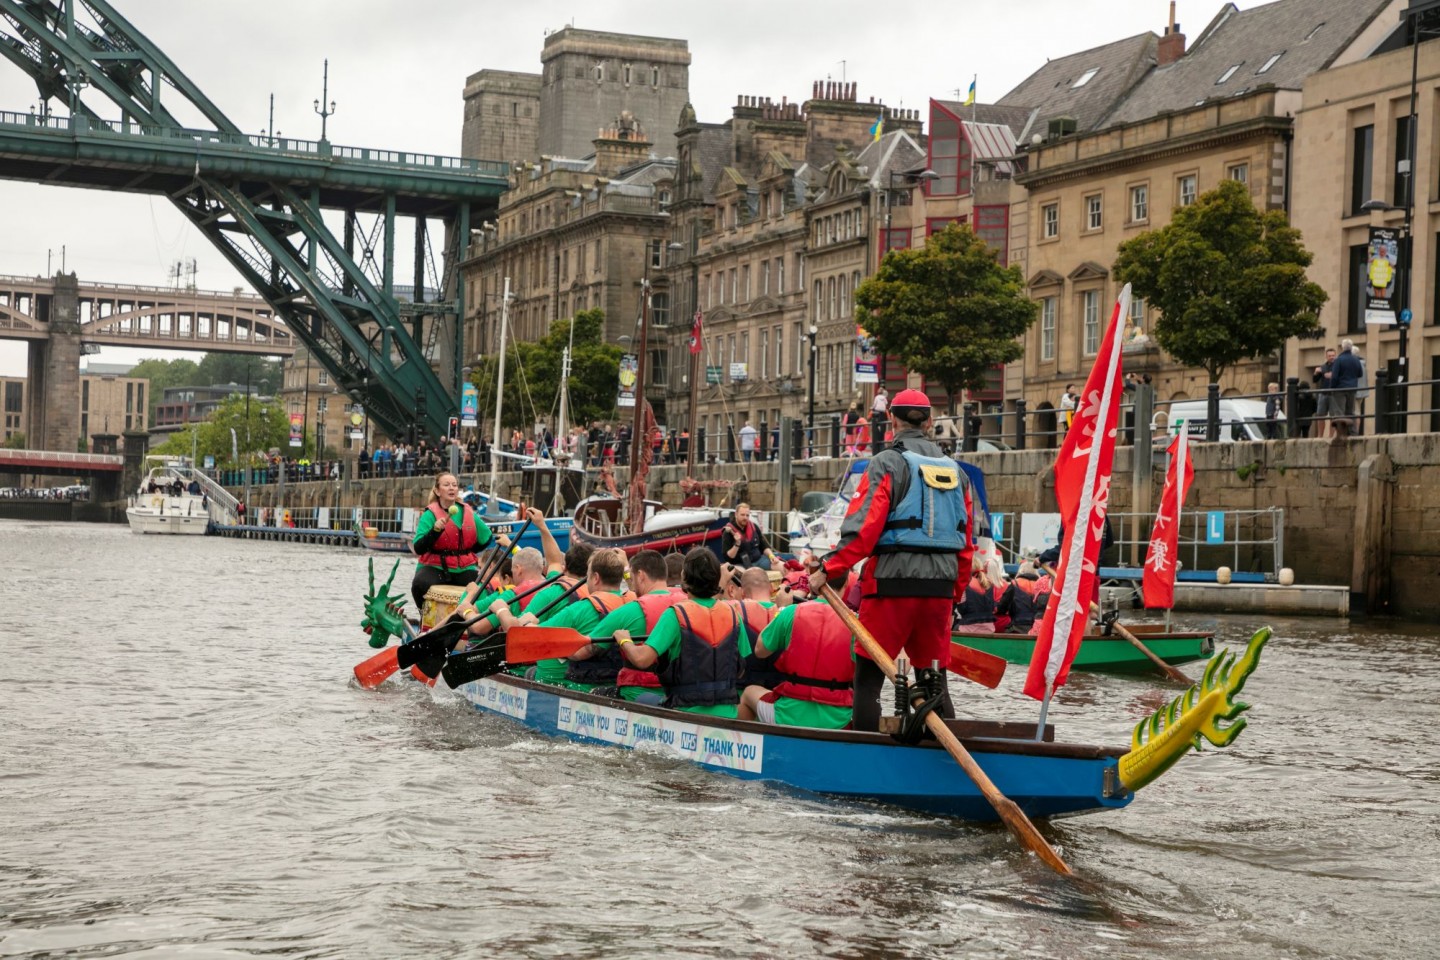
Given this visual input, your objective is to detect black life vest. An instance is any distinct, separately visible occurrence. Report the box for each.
[956,576,997,625]
[727,598,784,690]
[656,601,742,708]
[1005,577,1047,630]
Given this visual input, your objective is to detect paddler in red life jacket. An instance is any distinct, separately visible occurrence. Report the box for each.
[613,548,751,718]
[723,565,784,690]
[409,471,505,609]
[496,548,631,686]
[996,560,1050,634]
[808,389,975,732]
[737,598,855,730]
[564,549,676,698]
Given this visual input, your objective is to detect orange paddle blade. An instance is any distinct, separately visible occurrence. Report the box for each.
[948,641,1008,689]
[504,625,590,664]
[409,664,437,686]
[354,646,400,689]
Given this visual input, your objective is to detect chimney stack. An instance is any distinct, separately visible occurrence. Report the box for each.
[1158,1,1186,66]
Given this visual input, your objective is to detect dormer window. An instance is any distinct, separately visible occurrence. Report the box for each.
[1256,52,1284,74]
[1216,64,1241,84]
[1072,68,1099,88]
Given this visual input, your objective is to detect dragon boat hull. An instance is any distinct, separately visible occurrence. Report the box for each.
[952,630,1214,672]
[455,674,1133,821]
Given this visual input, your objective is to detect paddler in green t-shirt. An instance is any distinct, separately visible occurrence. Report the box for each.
[563,550,673,699]
[614,548,752,719]
[488,548,631,684]
[737,599,855,730]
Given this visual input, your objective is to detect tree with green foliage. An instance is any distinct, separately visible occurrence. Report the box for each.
[2,431,24,449]
[148,393,290,463]
[1113,179,1328,384]
[854,223,1037,413]
[470,309,622,432]
[127,356,281,422]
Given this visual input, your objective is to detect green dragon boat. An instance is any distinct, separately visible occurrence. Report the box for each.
[953,627,1214,673]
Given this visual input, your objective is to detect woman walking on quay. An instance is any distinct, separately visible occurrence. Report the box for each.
[408,471,504,609]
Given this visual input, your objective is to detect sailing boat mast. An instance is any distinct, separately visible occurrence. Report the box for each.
[628,276,650,476]
[487,276,512,508]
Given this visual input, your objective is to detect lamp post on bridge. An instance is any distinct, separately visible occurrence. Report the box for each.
[313,59,337,142]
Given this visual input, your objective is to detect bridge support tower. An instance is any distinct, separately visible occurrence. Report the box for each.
[25,273,82,451]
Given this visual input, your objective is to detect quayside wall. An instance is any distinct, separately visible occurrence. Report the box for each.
[234,435,1440,618]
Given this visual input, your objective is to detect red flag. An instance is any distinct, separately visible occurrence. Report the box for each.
[1023,284,1130,702]
[689,312,703,355]
[1142,430,1194,610]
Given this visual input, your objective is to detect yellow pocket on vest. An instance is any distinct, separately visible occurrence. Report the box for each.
[919,464,958,490]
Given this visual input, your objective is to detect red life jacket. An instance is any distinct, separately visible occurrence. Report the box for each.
[656,601,742,708]
[586,591,629,619]
[616,591,681,689]
[416,503,480,570]
[772,603,855,706]
[724,598,775,641]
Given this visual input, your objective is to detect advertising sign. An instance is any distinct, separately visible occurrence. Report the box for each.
[1364,226,1400,326]
[556,697,764,773]
[460,382,479,428]
[728,362,748,382]
[705,365,723,385]
[288,412,303,448]
[854,323,879,383]
[617,353,638,408]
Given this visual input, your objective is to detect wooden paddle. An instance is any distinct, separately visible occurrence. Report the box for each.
[1091,603,1194,686]
[817,584,1072,877]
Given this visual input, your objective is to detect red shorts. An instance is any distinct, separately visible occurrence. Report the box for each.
[857,595,954,671]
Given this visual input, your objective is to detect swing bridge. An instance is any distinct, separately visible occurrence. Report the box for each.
[0,0,508,441]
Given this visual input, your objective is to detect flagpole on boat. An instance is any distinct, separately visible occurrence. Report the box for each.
[487,276,512,517]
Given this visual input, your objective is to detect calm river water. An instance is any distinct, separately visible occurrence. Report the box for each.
[1,520,1436,959]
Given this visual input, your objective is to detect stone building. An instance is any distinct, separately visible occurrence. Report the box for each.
[1,364,148,450]
[1010,0,1397,421]
[460,117,678,422]
[279,347,354,457]
[1289,3,1440,431]
[661,83,925,454]
[461,28,691,165]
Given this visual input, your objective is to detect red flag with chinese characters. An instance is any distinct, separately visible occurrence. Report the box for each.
[689,312,703,355]
[1142,430,1194,610]
[1023,284,1130,702]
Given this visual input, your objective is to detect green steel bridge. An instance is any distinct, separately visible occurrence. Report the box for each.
[0,0,509,441]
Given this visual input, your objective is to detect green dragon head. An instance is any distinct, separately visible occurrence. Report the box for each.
[360,558,409,648]
[1118,626,1271,792]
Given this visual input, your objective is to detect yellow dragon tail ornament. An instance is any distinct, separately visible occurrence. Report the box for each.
[1117,627,1271,792]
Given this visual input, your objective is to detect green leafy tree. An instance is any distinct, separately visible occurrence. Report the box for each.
[854,223,1037,412]
[129,357,200,421]
[1113,178,1328,383]
[470,309,622,432]
[3,431,25,449]
[147,394,289,463]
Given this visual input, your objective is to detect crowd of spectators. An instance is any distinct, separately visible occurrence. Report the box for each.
[0,484,90,500]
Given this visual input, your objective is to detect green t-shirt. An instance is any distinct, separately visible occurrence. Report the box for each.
[755,603,853,730]
[480,571,559,631]
[411,505,492,572]
[603,591,673,697]
[529,590,626,684]
[645,597,753,719]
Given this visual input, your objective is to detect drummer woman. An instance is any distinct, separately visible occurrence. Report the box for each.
[409,471,507,608]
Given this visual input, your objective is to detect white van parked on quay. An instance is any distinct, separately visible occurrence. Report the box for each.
[1161,398,1279,442]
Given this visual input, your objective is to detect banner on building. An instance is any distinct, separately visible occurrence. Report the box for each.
[729,362,749,382]
[288,412,304,448]
[349,411,365,441]
[854,323,879,383]
[460,382,479,428]
[617,353,639,408]
[705,365,723,385]
[1364,226,1400,326]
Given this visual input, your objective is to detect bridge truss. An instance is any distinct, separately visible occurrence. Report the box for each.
[0,0,506,440]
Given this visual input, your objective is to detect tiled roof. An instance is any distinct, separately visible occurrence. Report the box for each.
[853,130,927,189]
[693,124,732,203]
[932,101,1035,139]
[997,32,1159,136]
[1105,0,1394,125]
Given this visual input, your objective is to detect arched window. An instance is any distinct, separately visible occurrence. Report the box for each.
[813,280,823,323]
[839,274,849,316]
[827,277,836,321]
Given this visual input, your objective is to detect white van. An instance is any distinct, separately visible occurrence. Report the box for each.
[1162,398,1279,442]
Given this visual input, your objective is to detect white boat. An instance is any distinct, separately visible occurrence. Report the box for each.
[125,456,214,535]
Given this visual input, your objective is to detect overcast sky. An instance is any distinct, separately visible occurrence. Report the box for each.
[0,0,1270,375]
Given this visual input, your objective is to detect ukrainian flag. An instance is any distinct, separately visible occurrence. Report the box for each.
[869,114,884,141]
[964,79,976,106]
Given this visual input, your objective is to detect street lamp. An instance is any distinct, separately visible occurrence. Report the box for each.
[313,58,337,142]
[807,323,818,454]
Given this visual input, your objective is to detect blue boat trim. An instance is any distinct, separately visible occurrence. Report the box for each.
[457,674,1134,822]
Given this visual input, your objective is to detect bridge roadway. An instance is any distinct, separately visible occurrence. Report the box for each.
[0,110,508,215]
[0,272,293,357]
[0,447,122,475]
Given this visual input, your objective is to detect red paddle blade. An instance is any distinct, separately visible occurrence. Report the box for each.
[409,664,437,687]
[504,625,589,664]
[354,646,400,689]
[949,642,1008,689]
